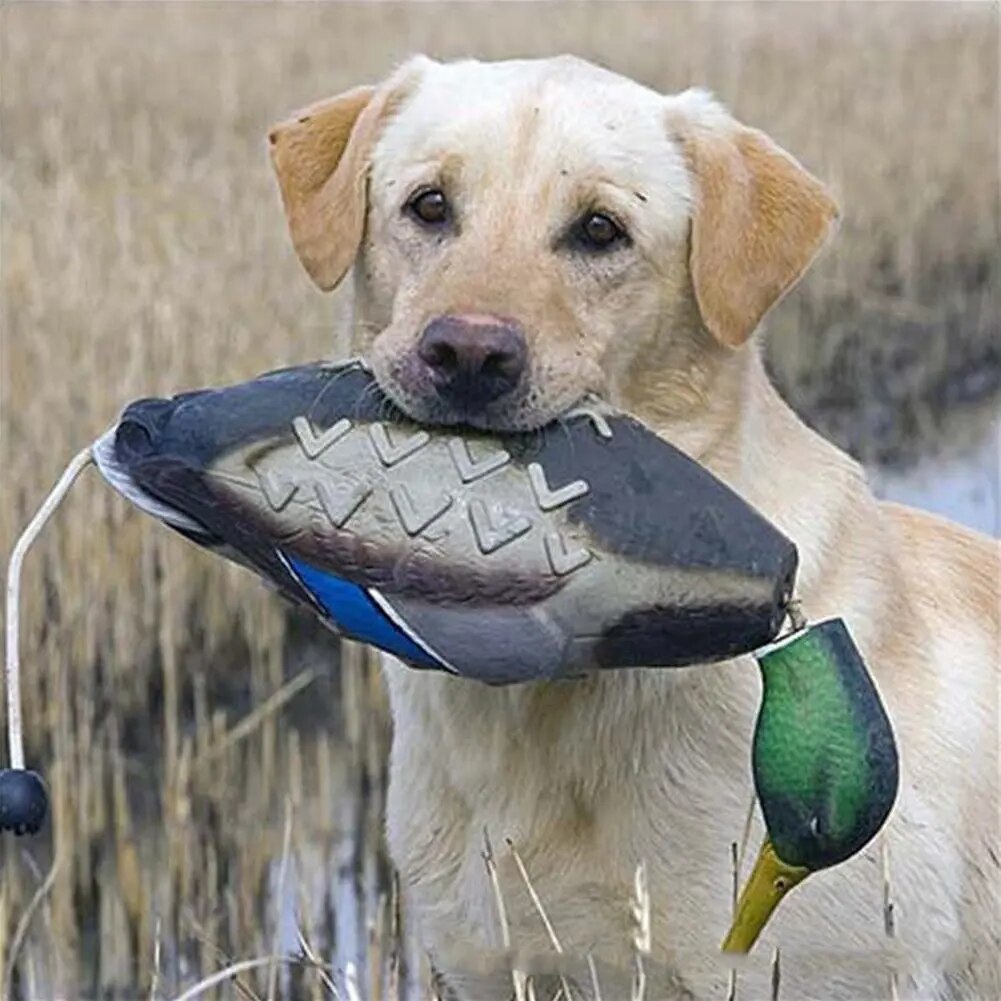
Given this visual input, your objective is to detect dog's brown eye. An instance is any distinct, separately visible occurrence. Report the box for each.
[407,188,449,226]
[576,212,627,251]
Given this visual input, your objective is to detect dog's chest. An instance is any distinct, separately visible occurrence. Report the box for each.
[381,633,983,1001]
[381,656,764,990]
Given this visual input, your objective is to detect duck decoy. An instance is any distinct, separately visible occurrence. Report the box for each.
[90,359,799,681]
[3,358,898,959]
[3,359,795,836]
[722,615,900,952]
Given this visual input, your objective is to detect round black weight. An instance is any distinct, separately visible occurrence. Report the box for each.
[0,768,48,835]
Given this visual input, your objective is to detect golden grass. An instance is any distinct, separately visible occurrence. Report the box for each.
[0,3,997,998]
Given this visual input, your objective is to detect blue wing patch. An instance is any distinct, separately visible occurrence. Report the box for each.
[286,556,442,669]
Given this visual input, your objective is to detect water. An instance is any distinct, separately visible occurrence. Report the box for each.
[870,422,999,537]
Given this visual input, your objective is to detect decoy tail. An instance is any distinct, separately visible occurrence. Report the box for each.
[91,428,208,538]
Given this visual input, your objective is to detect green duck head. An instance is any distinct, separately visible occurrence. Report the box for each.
[722,617,900,953]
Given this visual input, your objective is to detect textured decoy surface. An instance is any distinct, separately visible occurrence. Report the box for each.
[96,361,799,682]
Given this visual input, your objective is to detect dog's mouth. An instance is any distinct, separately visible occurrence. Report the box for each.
[369,353,587,435]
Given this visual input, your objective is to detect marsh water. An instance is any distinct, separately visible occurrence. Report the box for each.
[872,424,999,537]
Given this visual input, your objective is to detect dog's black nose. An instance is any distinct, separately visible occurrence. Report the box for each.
[417,314,527,408]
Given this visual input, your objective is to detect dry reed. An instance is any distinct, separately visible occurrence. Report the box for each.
[1,3,996,998]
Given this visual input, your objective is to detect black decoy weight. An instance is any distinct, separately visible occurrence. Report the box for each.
[0,768,48,835]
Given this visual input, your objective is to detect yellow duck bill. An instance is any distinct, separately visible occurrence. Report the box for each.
[721,839,809,953]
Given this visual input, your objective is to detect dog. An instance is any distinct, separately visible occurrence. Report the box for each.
[268,56,999,1000]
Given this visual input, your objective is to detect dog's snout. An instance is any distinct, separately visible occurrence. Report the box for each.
[417,314,527,407]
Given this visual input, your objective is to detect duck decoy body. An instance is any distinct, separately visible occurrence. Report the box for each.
[93,359,798,683]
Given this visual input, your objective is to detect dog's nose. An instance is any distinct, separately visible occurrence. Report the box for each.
[417,314,527,407]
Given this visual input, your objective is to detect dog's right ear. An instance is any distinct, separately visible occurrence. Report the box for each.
[269,61,425,291]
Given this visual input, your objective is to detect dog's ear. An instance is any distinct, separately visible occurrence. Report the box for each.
[670,93,839,348]
[268,85,378,290]
[268,62,425,291]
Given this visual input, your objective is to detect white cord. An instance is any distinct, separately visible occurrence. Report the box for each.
[5,447,94,769]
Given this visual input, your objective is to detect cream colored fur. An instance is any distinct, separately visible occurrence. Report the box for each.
[270,56,1000,1000]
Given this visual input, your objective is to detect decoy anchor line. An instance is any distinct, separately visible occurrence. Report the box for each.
[2,445,94,834]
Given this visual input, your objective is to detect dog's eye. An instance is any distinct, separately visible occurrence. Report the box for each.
[407,188,449,227]
[575,212,628,251]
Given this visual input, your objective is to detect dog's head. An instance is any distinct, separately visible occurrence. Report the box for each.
[269,56,837,431]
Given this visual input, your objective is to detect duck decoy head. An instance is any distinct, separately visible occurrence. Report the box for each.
[723,617,900,952]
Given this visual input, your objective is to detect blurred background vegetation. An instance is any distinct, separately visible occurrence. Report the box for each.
[1,3,997,998]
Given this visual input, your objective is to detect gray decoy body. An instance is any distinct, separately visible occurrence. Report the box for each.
[93,359,798,683]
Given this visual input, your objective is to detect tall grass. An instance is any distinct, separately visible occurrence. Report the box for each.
[1,3,997,997]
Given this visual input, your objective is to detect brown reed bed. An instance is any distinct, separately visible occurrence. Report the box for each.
[1,3,997,997]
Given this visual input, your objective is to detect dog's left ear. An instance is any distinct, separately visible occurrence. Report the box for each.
[670,93,839,348]
[268,59,427,291]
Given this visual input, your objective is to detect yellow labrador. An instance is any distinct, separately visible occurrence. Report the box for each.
[269,56,999,1000]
